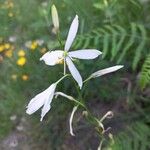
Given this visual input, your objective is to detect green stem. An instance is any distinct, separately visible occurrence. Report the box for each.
[57,32,63,49]
[56,74,69,84]
[64,58,66,75]
[72,78,83,100]
[71,77,100,126]
[83,76,92,83]
[69,97,100,126]
[55,91,98,126]
[97,138,104,150]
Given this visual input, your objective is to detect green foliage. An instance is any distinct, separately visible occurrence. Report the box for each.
[73,23,148,70]
[139,54,150,89]
[109,122,150,150]
[0,68,25,138]
[0,0,150,149]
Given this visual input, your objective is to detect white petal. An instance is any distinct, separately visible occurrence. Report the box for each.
[65,15,79,51]
[26,83,56,121]
[40,83,57,121]
[40,50,64,66]
[69,106,78,136]
[68,49,102,59]
[66,57,83,89]
[90,65,124,78]
[26,86,51,115]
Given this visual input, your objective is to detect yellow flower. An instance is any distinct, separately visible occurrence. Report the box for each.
[56,58,64,64]
[30,41,38,50]
[4,43,11,49]
[8,12,14,17]
[11,74,17,81]
[5,1,14,8]
[40,47,47,54]
[17,57,26,66]
[22,74,29,81]
[5,49,13,58]
[0,45,5,52]
[18,50,25,57]
[8,2,14,8]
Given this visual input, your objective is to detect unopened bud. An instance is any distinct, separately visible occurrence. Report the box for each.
[51,4,59,34]
[105,111,114,119]
[90,65,123,78]
[109,133,115,145]
[82,111,88,116]
[100,111,114,122]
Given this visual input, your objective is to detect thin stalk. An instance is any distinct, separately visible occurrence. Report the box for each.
[71,77,100,126]
[70,97,100,126]
[97,139,104,150]
[72,78,83,100]
[56,74,69,84]
[55,91,99,126]
[57,32,63,49]
[83,76,92,83]
[64,58,66,75]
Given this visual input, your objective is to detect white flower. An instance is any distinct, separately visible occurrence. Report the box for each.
[26,83,57,121]
[25,41,32,48]
[90,65,123,78]
[36,39,44,46]
[9,36,17,42]
[40,15,102,89]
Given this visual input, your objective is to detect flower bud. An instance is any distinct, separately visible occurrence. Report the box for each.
[90,65,124,78]
[51,5,59,34]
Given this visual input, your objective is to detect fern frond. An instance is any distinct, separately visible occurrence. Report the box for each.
[112,25,126,61]
[102,33,110,58]
[132,24,147,70]
[139,54,150,89]
[105,25,118,61]
[73,23,148,70]
[109,122,150,150]
[117,23,137,64]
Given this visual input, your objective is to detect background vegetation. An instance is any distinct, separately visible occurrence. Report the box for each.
[0,0,150,149]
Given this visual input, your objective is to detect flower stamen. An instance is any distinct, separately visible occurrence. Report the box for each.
[56,57,64,64]
[63,51,68,57]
